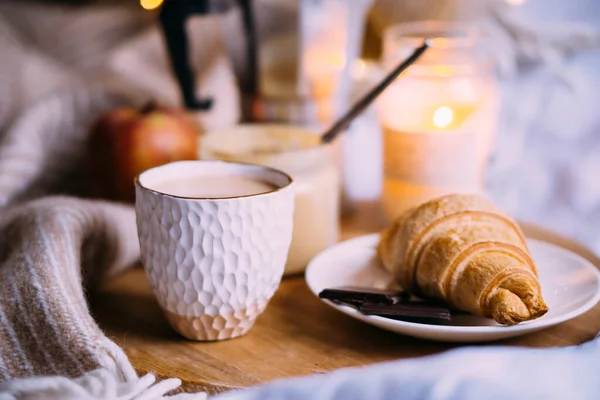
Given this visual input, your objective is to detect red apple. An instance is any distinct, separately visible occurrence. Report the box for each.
[87,101,200,202]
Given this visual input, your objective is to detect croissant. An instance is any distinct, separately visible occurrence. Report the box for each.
[377,194,548,325]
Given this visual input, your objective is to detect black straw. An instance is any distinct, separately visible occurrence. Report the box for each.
[321,40,430,144]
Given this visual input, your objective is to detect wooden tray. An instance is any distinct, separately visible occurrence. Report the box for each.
[93,202,600,395]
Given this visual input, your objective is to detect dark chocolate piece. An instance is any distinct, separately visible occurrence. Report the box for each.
[359,302,452,323]
[318,286,409,305]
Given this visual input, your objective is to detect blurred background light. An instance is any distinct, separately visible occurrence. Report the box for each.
[140,0,163,11]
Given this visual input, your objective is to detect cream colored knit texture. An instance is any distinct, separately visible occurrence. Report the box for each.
[0,197,139,381]
[0,1,212,397]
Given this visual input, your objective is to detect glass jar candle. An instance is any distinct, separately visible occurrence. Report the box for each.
[200,125,340,276]
[380,21,499,220]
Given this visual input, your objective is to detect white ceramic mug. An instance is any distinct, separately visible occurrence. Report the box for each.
[135,160,294,341]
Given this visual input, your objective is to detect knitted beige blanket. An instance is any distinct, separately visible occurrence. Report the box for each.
[0,197,137,379]
[0,0,230,397]
[0,88,206,399]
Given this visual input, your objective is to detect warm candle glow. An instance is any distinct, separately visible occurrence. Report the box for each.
[433,65,452,77]
[505,0,526,5]
[140,0,163,10]
[352,59,368,79]
[433,106,454,129]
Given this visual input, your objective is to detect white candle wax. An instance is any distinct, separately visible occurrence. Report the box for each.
[380,71,499,220]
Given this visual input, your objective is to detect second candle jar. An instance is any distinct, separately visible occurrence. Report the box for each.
[200,125,340,276]
[380,21,499,221]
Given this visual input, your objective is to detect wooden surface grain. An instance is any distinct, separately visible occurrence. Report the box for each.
[92,201,600,395]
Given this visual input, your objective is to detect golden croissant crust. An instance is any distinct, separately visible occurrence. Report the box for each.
[377,194,548,325]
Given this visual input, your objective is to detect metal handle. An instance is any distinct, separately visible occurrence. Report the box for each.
[236,0,257,97]
[159,0,214,110]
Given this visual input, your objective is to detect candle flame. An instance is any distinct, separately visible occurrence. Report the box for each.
[433,106,454,129]
[433,65,452,77]
[140,0,163,10]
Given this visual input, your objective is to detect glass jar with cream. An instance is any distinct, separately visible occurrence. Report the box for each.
[200,125,340,275]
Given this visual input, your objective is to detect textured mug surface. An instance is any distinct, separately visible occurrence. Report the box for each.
[135,160,294,341]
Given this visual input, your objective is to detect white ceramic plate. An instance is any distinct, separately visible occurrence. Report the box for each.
[306,234,600,343]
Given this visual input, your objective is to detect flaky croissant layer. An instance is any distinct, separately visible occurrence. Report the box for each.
[377,194,548,325]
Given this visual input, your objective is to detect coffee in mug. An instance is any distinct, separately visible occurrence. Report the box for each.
[151,175,277,198]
